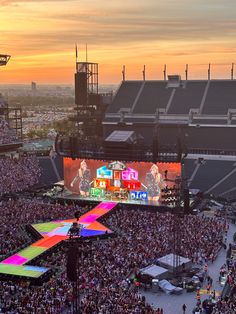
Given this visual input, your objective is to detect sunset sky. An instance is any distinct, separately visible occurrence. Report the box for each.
[1,0,236,84]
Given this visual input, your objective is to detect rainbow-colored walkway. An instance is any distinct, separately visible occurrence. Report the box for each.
[0,202,116,278]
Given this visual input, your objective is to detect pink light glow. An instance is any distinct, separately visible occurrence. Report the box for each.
[79,214,100,223]
[99,202,117,210]
[78,202,116,223]
[1,254,28,266]
[122,168,138,181]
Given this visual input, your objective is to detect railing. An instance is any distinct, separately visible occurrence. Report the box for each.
[188,148,236,156]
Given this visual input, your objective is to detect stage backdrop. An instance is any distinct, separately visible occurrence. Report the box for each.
[64,158,181,206]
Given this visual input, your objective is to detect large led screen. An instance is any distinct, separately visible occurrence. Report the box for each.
[64,158,181,206]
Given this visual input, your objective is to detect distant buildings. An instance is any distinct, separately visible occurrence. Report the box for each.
[31,81,37,92]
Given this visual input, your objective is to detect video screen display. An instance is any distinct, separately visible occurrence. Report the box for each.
[64,158,181,206]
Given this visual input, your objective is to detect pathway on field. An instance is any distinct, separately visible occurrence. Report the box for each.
[142,222,236,314]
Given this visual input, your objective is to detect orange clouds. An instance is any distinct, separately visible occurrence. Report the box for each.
[0,0,236,83]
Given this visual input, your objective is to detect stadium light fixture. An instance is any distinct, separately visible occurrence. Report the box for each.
[0,54,11,66]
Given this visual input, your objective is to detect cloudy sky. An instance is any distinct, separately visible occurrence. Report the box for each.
[1,0,236,83]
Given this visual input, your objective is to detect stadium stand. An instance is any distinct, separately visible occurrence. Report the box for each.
[191,119,227,125]
[104,79,236,153]
[106,81,142,113]
[0,155,41,196]
[189,160,235,192]
[208,167,236,196]
[2,75,236,314]
[38,157,59,185]
[105,79,236,117]
[168,81,206,114]
[202,80,236,115]
[0,93,7,107]
[0,118,16,144]
[54,155,64,179]
[132,81,173,114]
[183,158,197,179]
[221,188,236,200]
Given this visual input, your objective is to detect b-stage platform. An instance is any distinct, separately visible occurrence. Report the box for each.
[0,201,117,279]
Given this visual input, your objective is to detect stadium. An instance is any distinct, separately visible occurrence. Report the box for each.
[0,53,236,314]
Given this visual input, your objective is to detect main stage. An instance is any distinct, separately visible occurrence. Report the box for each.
[57,188,152,206]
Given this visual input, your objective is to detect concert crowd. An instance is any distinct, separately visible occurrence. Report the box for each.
[211,250,236,314]
[0,199,91,257]
[0,118,16,145]
[0,155,41,196]
[0,199,226,313]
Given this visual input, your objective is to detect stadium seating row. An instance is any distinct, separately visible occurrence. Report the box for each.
[107,80,236,115]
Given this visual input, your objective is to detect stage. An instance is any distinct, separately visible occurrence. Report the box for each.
[62,158,181,208]
[0,202,117,279]
[57,188,152,206]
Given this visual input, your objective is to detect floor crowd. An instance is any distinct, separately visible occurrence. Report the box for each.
[0,201,226,313]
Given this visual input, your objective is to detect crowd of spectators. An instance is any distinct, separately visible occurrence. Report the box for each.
[212,246,236,314]
[0,118,16,145]
[0,155,41,196]
[0,198,91,257]
[0,200,226,313]
[0,94,17,145]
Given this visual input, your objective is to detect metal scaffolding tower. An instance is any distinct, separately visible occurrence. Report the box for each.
[0,53,23,141]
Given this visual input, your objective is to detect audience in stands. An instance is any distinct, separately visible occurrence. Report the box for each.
[0,93,17,145]
[212,251,236,314]
[0,155,41,196]
[0,200,225,313]
[0,117,16,145]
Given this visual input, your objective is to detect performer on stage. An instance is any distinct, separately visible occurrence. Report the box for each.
[70,160,91,196]
[145,164,163,201]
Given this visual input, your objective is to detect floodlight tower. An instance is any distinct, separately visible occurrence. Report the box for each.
[0,53,23,141]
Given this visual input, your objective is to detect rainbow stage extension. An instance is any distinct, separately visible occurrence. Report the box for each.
[0,202,116,278]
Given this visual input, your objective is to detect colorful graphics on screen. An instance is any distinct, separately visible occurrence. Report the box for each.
[0,202,116,278]
[64,158,181,205]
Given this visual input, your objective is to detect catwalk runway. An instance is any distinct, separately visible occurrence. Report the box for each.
[0,202,117,278]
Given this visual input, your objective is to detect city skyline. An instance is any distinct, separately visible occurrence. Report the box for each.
[1,0,236,83]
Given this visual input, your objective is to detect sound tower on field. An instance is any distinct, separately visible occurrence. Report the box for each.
[183,188,190,214]
[75,72,87,107]
[66,246,78,282]
[74,61,103,137]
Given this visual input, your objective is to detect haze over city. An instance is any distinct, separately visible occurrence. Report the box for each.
[1,0,236,84]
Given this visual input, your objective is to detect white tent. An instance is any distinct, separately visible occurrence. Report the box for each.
[140,264,168,280]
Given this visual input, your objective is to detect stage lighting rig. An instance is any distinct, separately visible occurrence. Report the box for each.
[0,54,11,66]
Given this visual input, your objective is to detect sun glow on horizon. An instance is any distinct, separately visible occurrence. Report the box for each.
[1,0,236,84]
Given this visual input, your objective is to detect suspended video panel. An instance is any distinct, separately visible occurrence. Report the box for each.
[64,158,181,206]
